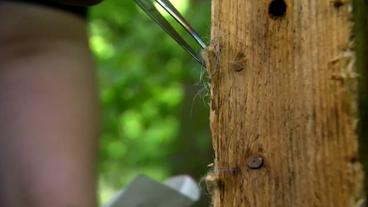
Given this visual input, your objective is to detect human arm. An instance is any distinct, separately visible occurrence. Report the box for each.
[0,2,100,207]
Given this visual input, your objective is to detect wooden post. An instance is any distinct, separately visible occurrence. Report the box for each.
[204,0,366,206]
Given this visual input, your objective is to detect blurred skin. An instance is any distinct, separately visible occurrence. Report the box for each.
[0,2,100,207]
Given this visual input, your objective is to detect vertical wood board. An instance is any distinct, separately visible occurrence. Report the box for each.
[205,0,365,206]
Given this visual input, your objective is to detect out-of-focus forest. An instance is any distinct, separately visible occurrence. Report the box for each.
[88,0,212,206]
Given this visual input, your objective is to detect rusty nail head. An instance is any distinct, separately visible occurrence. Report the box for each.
[246,155,264,169]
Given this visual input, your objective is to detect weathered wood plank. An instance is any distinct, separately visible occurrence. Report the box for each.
[205,0,365,206]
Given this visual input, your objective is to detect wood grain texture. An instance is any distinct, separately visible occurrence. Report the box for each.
[205,0,365,206]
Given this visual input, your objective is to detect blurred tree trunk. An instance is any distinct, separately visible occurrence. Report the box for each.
[355,0,368,193]
[170,81,212,207]
[206,0,366,206]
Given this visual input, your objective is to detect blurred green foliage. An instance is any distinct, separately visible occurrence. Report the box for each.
[88,0,212,205]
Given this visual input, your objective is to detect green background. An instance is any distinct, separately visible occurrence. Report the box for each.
[88,0,212,206]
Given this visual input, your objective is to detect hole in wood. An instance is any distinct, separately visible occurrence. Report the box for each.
[350,156,358,164]
[333,0,344,9]
[268,0,287,18]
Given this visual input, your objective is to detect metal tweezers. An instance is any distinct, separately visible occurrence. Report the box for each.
[134,0,207,67]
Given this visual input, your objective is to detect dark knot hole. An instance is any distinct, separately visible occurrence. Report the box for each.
[269,0,287,18]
